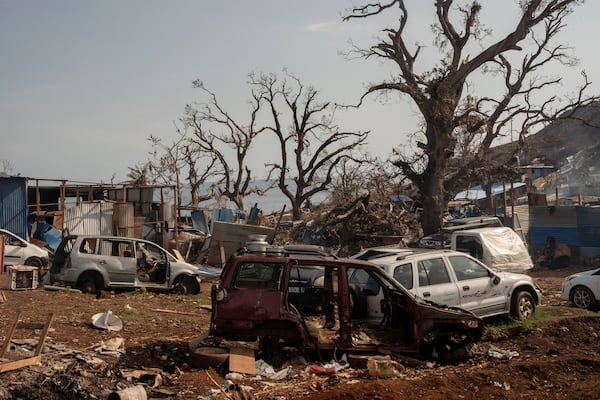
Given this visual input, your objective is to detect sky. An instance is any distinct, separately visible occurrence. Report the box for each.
[1,0,599,184]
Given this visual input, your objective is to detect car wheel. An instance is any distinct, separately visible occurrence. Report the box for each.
[510,291,535,320]
[570,285,597,311]
[188,346,229,369]
[173,275,200,295]
[78,272,103,294]
[25,257,43,268]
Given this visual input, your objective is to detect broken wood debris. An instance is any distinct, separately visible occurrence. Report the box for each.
[0,311,54,373]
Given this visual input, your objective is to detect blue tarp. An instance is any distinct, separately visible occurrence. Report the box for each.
[191,210,210,234]
[32,221,63,251]
[454,182,527,201]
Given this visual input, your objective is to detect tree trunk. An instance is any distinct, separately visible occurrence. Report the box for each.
[420,174,446,236]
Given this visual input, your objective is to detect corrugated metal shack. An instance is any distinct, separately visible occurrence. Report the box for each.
[529,205,600,259]
[24,178,178,248]
[0,176,28,240]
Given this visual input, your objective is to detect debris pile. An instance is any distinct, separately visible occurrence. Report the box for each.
[280,195,422,256]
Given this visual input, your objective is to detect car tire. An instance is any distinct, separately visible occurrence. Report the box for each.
[188,346,229,369]
[510,290,535,320]
[570,285,597,311]
[173,275,200,295]
[78,272,103,294]
[25,257,43,268]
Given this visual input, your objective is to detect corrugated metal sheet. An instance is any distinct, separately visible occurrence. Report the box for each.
[114,203,135,237]
[529,206,578,227]
[576,207,600,247]
[0,177,28,239]
[64,202,114,236]
[529,226,580,246]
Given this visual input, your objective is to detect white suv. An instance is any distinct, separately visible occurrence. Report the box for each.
[352,247,541,320]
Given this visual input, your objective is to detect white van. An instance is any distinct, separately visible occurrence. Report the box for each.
[0,229,50,269]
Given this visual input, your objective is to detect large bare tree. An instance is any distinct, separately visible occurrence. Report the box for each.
[182,80,270,211]
[253,72,369,220]
[344,0,598,234]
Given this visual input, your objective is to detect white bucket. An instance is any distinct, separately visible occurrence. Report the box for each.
[107,385,147,400]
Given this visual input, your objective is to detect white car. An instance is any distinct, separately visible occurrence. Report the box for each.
[352,247,542,320]
[561,268,600,310]
[1,228,50,269]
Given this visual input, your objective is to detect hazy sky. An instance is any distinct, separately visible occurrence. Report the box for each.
[1,1,599,184]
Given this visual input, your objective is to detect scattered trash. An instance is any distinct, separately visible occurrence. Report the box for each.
[309,365,336,375]
[226,372,245,380]
[493,381,511,390]
[367,355,402,378]
[255,359,276,377]
[270,366,292,380]
[93,337,125,357]
[107,384,147,400]
[486,345,519,360]
[91,310,123,331]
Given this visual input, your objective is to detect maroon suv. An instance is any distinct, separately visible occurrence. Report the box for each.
[209,245,483,362]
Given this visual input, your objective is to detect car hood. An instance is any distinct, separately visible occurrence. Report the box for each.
[565,268,600,280]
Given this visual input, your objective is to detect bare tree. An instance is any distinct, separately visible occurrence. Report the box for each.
[253,72,369,220]
[182,80,270,211]
[344,0,599,234]
[136,131,219,210]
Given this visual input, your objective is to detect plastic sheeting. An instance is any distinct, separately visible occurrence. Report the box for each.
[453,227,533,272]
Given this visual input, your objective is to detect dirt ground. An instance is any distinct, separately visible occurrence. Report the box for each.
[0,263,599,400]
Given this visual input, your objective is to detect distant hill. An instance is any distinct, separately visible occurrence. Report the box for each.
[490,102,600,198]
[520,102,600,167]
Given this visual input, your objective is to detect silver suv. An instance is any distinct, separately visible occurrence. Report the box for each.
[353,247,541,320]
[50,235,202,294]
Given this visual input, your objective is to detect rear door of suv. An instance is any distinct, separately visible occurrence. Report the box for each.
[94,237,137,287]
[412,255,460,306]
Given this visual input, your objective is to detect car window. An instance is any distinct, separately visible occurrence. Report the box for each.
[455,236,483,259]
[99,239,134,258]
[80,238,98,254]
[348,267,380,294]
[448,255,489,281]
[392,262,413,289]
[418,258,451,286]
[234,262,285,290]
[1,232,19,246]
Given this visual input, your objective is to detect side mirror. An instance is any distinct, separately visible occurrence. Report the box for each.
[491,275,501,286]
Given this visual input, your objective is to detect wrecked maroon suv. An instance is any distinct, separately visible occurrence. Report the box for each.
[209,245,484,363]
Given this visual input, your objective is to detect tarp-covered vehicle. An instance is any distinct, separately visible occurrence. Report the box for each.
[451,227,534,272]
[210,245,484,364]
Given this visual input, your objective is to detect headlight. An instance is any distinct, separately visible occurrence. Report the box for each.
[467,320,480,328]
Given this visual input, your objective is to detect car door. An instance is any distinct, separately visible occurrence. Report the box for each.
[217,261,287,322]
[413,256,460,306]
[447,254,507,316]
[96,238,136,287]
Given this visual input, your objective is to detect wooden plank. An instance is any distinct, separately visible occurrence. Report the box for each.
[228,347,256,375]
[34,313,54,356]
[172,249,185,262]
[0,311,21,358]
[0,355,42,373]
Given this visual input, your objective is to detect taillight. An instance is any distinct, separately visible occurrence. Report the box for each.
[216,287,227,302]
